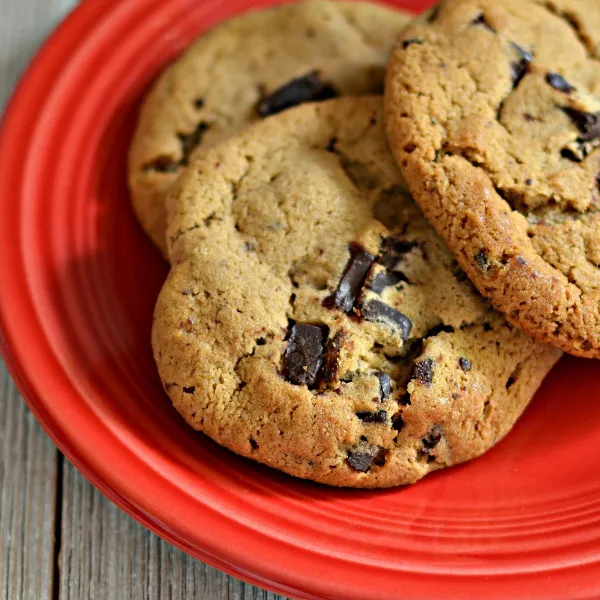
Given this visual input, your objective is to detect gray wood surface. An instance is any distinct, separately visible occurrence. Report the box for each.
[0,363,58,600]
[0,1,287,598]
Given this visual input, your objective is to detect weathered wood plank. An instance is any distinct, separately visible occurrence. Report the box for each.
[58,461,288,600]
[0,362,59,600]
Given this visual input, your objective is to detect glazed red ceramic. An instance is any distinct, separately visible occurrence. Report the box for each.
[1,1,599,598]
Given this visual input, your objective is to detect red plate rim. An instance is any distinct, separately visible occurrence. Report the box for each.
[0,2,317,598]
[2,1,600,599]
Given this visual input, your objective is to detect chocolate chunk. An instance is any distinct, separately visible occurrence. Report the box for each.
[347,442,385,472]
[402,38,424,49]
[182,386,196,394]
[142,155,179,173]
[256,71,338,117]
[546,72,575,93]
[324,244,374,313]
[369,270,402,293]
[459,357,471,372]
[283,323,328,387]
[474,249,490,273]
[399,393,411,406]
[422,425,442,450]
[362,300,413,341]
[510,42,533,87]
[321,331,345,384]
[326,137,338,152]
[410,358,434,386]
[561,146,584,162]
[375,372,392,401]
[177,122,209,165]
[471,14,495,32]
[356,410,388,424]
[392,412,405,432]
[194,98,205,109]
[378,236,418,269]
[561,107,600,141]
[424,323,454,338]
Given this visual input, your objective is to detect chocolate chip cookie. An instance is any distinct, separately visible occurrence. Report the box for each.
[386,0,600,358]
[128,0,412,254]
[152,97,560,487]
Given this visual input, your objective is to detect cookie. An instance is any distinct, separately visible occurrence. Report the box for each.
[128,0,412,254]
[152,97,560,488]
[386,0,600,358]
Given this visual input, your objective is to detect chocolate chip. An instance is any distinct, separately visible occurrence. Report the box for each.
[399,393,411,406]
[324,244,374,313]
[142,155,179,173]
[561,107,600,141]
[410,358,434,386]
[471,13,495,32]
[424,323,454,338]
[256,71,338,117]
[392,413,405,431]
[423,426,442,449]
[177,122,209,165]
[474,249,490,273]
[362,300,413,341]
[369,270,402,294]
[378,236,419,269]
[182,386,196,394]
[561,146,584,162]
[402,38,424,48]
[546,72,575,93]
[249,437,259,450]
[283,323,328,387]
[356,410,388,424]
[510,42,533,87]
[375,372,392,401]
[321,331,345,384]
[194,98,205,109]
[347,442,385,472]
[256,337,267,346]
[459,357,471,372]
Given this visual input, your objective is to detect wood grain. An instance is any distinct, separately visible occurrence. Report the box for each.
[58,461,286,600]
[0,363,59,600]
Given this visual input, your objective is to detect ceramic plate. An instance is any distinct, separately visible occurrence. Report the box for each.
[1,1,599,598]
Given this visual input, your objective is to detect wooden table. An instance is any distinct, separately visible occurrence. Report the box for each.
[0,2,286,598]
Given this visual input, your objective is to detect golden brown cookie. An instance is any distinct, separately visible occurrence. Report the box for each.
[386,0,600,357]
[152,97,560,488]
[128,0,412,254]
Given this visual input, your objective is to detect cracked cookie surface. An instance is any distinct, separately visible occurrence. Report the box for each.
[386,0,600,357]
[128,0,412,254]
[153,97,560,488]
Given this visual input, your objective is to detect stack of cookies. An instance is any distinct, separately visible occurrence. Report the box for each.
[128,0,600,488]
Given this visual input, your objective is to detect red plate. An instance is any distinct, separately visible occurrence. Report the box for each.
[1,0,599,598]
